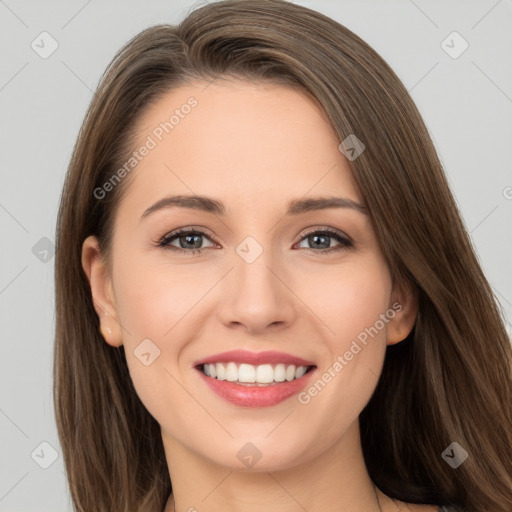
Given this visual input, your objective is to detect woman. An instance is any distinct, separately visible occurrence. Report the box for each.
[53,1,512,511]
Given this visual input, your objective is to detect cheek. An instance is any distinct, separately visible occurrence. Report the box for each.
[110,258,199,415]
[299,257,392,344]
[113,256,204,343]
[294,258,392,427]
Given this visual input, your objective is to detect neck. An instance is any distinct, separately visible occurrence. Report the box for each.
[162,420,387,512]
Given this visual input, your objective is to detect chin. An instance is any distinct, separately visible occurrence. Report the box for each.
[200,434,317,473]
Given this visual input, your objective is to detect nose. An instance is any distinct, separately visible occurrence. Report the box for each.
[217,244,297,335]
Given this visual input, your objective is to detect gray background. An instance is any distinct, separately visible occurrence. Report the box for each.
[1,0,511,510]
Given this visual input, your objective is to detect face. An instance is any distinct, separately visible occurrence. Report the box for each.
[83,78,415,473]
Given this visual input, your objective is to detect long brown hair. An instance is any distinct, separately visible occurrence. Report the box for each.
[53,1,512,511]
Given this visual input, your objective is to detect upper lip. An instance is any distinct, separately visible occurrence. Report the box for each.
[195,349,316,367]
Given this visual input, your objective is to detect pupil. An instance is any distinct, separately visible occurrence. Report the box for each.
[311,234,329,249]
[182,234,201,249]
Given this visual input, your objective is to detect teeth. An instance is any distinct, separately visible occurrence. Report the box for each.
[295,366,307,379]
[216,363,226,380]
[274,364,286,382]
[226,362,238,382]
[239,363,256,383]
[201,362,310,384]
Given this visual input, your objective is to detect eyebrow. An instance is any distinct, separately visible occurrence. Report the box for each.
[140,194,367,221]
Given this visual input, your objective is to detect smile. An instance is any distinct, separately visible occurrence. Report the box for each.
[201,362,312,385]
[194,350,317,407]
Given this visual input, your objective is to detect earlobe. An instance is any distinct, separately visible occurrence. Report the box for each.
[386,282,418,346]
[81,235,123,347]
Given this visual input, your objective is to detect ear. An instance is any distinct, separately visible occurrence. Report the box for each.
[386,281,418,346]
[81,235,123,347]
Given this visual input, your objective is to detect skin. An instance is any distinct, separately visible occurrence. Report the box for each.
[82,79,436,512]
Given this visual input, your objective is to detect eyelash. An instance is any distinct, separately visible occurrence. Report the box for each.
[157,226,353,255]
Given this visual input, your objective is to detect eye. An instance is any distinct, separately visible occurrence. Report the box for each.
[157,226,353,255]
[157,228,217,255]
[295,228,353,253]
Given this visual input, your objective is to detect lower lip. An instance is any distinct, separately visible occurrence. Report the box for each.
[197,368,316,407]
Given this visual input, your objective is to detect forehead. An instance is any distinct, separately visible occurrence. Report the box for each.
[119,78,361,218]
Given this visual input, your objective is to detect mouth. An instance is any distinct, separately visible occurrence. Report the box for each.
[194,350,317,407]
[197,362,315,386]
